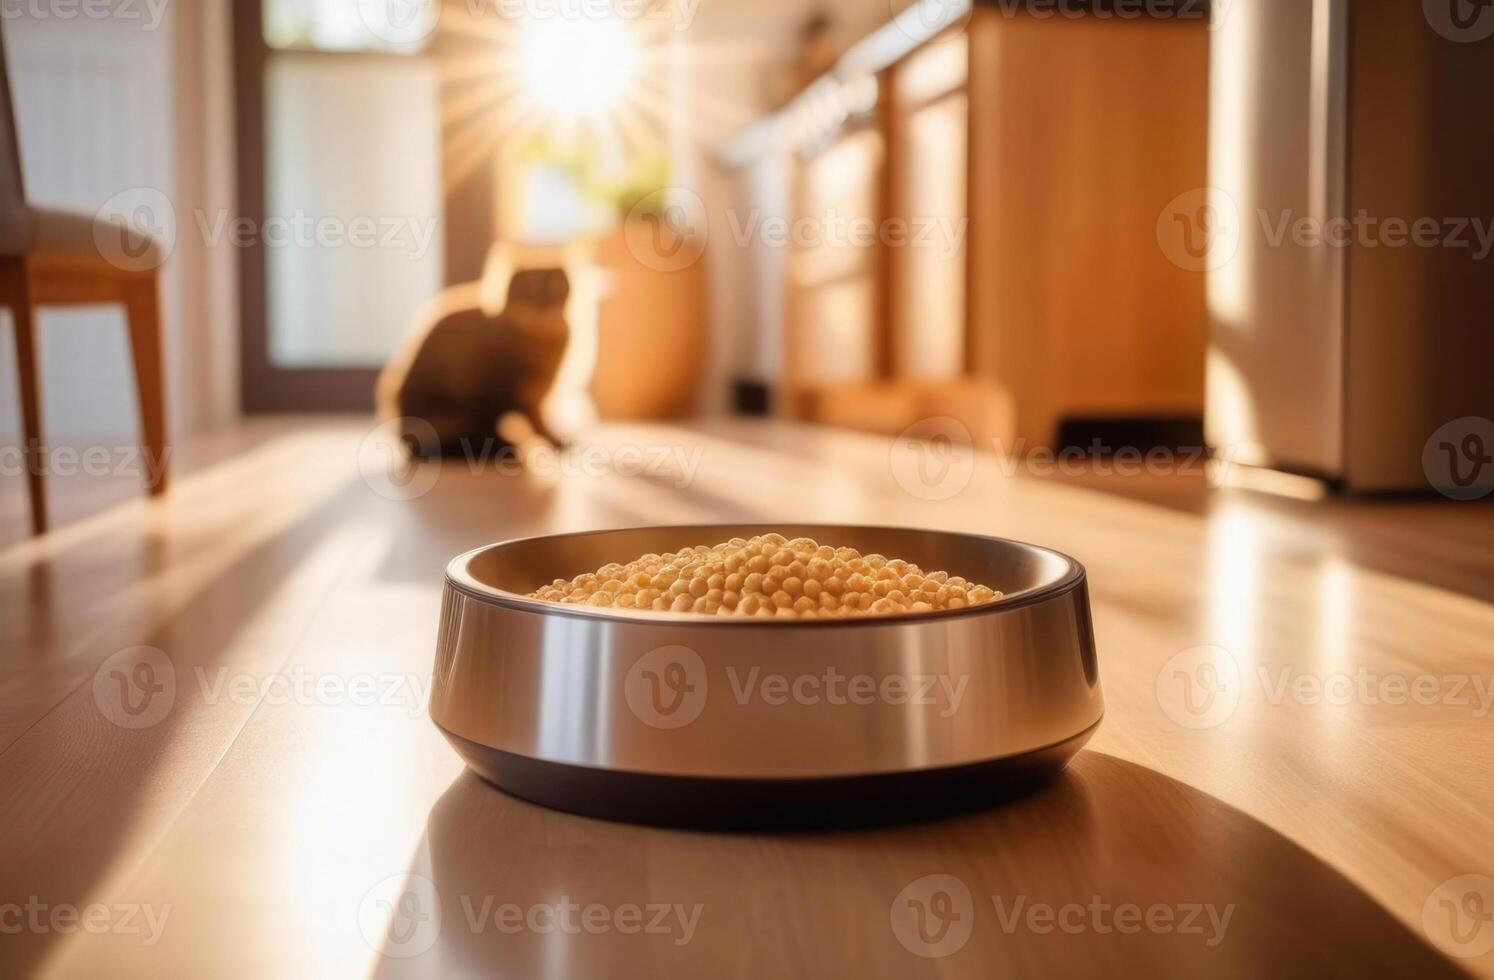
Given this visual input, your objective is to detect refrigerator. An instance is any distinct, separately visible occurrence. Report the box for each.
[1205,0,1494,492]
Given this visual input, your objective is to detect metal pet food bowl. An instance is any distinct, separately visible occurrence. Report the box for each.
[430,524,1103,827]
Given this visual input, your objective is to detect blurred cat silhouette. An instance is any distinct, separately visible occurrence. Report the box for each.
[376,268,569,458]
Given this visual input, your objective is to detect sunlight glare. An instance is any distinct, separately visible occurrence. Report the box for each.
[519,18,639,120]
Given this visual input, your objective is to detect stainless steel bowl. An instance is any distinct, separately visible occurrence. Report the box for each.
[430,524,1102,827]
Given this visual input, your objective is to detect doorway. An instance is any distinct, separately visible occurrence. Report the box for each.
[232,0,443,412]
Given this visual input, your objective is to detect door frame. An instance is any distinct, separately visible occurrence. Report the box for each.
[231,0,388,412]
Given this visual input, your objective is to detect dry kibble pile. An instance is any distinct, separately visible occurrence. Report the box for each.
[529,533,1001,618]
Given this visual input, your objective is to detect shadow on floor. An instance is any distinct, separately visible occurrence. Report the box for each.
[372,751,1468,979]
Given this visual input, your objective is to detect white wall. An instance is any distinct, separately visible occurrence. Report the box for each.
[264,53,441,367]
[676,10,784,411]
[685,0,893,407]
[0,1,237,439]
[0,0,912,433]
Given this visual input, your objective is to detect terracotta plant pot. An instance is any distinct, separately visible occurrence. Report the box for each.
[591,220,707,420]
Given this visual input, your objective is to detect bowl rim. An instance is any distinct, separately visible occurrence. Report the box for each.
[444,523,1087,629]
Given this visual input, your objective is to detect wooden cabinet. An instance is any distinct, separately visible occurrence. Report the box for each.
[783,128,886,417]
[966,10,1209,448]
[743,8,1209,451]
[593,225,707,420]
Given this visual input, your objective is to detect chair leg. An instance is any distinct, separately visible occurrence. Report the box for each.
[2,258,47,534]
[123,274,168,496]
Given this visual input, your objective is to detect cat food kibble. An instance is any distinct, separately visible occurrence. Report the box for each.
[528,534,1002,618]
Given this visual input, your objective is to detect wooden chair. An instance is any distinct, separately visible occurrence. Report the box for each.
[0,23,168,535]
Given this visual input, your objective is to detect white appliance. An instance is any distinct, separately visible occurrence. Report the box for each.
[1205,0,1494,492]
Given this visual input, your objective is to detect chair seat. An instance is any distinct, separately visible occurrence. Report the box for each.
[10,203,164,266]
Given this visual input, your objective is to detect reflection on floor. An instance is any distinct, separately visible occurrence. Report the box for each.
[1,418,1490,977]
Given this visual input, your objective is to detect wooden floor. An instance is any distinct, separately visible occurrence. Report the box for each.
[1,418,1492,978]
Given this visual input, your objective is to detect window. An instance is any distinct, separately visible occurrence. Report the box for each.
[263,0,438,53]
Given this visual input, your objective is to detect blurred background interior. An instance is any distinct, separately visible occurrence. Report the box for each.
[3,5,1494,977]
[0,0,1491,535]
